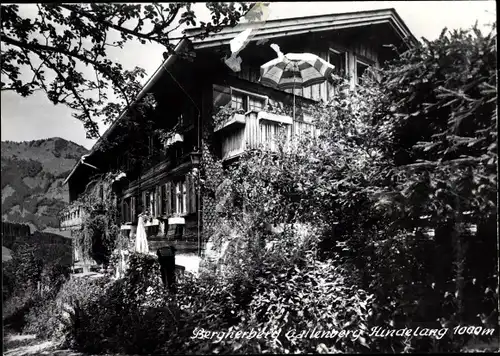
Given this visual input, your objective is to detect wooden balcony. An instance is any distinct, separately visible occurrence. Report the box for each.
[60,206,84,230]
[218,110,319,161]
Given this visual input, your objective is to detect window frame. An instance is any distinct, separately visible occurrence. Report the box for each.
[328,47,348,75]
[355,57,375,86]
[149,189,156,217]
[327,47,348,98]
[167,180,187,215]
[230,87,268,112]
[122,198,130,224]
[175,182,182,215]
[160,184,167,216]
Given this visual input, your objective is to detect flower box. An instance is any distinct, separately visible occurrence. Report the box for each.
[144,218,160,227]
[214,113,246,133]
[168,217,185,225]
[257,111,293,125]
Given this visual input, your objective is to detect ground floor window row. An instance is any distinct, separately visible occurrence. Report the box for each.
[121,175,197,224]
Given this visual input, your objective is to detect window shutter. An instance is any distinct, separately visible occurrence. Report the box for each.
[186,175,193,214]
[174,182,179,214]
[120,199,125,224]
[155,186,160,218]
[185,176,190,214]
[166,182,171,216]
[182,180,187,215]
[149,191,153,216]
[150,190,155,216]
[159,186,162,216]
[190,175,197,214]
[131,197,136,222]
[172,182,176,215]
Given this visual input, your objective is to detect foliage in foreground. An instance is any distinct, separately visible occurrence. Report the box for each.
[1,2,255,138]
[202,22,498,353]
[26,234,374,355]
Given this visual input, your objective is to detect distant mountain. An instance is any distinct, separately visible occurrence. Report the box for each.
[1,138,88,232]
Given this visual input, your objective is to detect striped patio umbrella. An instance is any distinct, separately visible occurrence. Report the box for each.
[260,45,335,121]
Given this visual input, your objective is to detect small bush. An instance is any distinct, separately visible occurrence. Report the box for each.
[171,250,374,354]
[3,243,44,331]
[3,284,39,332]
[65,254,176,354]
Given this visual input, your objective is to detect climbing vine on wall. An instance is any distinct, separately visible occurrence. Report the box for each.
[71,171,122,266]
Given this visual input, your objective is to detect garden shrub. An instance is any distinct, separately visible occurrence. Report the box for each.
[22,264,71,337]
[3,284,39,332]
[27,274,111,346]
[65,253,179,354]
[3,243,50,331]
[151,226,375,355]
[233,257,375,354]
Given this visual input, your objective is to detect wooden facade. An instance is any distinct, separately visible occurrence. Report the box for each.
[233,38,380,103]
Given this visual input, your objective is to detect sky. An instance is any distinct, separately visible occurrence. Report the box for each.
[1,1,496,150]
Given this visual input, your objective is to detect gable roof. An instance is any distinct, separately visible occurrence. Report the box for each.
[184,8,417,49]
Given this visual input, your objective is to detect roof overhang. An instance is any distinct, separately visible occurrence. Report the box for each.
[63,38,189,186]
[185,8,417,49]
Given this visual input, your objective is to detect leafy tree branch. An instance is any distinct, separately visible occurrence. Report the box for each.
[1,2,253,138]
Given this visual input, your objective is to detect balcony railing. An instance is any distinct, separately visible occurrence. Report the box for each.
[60,205,84,230]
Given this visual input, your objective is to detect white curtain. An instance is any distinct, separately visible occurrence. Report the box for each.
[135,215,149,254]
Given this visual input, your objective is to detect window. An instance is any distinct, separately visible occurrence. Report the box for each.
[160,184,167,215]
[149,190,156,216]
[248,96,265,111]
[170,183,176,214]
[144,191,151,214]
[328,48,347,76]
[175,183,182,214]
[174,181,187,215]
[122,198,131,223]
[231,91,246,110]
[74,245,80,262]
[131,197,136,222]
[231,88,267,112]
[213,84,232,108]
[121,197,137,223]
[138,189,161,217]
[328,48,348,98]
[160,178,195,216]
[182,182,187,215]
[356,59,374,86]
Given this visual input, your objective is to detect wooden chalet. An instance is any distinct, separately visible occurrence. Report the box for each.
[60,8,416,272]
